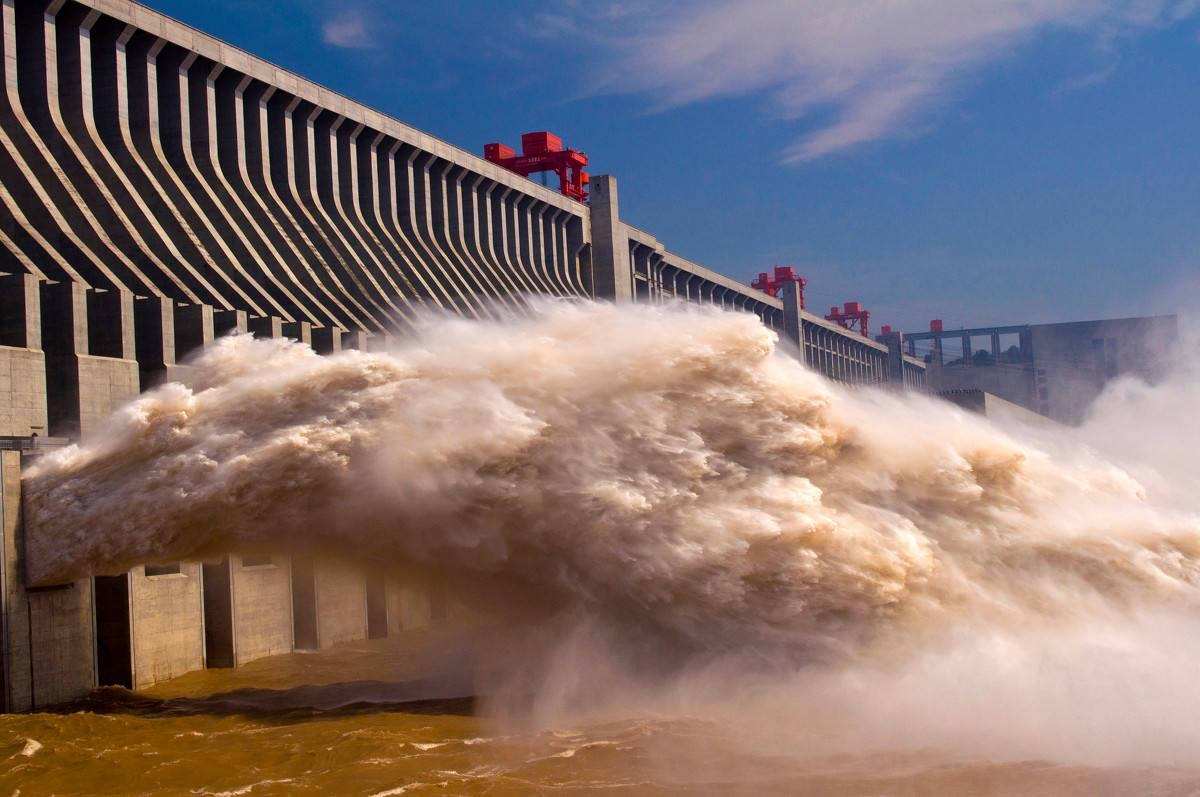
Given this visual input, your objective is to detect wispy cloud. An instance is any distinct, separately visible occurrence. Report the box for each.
[1052,62,1120,96]
[573,0,1199,162]
[322,9,373,49]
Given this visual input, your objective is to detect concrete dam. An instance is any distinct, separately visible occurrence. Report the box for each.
[0,0,927,711]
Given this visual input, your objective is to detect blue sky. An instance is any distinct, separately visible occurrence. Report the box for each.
[148,0,1200,333]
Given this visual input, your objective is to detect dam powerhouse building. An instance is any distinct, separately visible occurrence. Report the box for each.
[0,0,926,711]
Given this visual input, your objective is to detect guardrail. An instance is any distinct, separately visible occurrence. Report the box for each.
[0,436,70,454]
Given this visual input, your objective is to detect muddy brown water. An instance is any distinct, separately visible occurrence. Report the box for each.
[3,631,1200,796]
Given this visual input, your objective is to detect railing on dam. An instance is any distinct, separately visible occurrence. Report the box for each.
[618,220,924,386]
[625,225,786,334]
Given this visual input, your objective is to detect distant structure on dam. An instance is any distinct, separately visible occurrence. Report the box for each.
[902,315,1177,425]
[0,0,927,711]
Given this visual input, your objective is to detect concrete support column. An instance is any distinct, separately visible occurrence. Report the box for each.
[86,290,135,361]
[40,282,87,439]
[134,296,175,390]
[587,175,632,303]
[41,282,88,358]
[961,333,972,366]
[0,274,41,349]
[881,331,905,386]
[281,320,312,347]
[214,309,248,337]
[991,331,1001,360]
[174,304,214,359]
[1019,329,1033,361]
[249,315,282,339]
[311,327,342,355]
[779,281,803,355]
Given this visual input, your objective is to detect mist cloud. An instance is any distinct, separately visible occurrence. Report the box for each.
[321,9,373,50]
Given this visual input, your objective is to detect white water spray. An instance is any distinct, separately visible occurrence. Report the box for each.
[21,301,1200,762]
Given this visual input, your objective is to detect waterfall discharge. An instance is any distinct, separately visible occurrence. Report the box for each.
[21,301,1200,763]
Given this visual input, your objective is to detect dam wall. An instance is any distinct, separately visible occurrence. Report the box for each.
[0,0,925,711]
[0,0,916,385]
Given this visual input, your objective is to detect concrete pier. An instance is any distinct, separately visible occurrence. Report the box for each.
[2,450,95,711]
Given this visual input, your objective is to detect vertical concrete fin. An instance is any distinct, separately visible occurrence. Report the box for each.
[779,280,803,351]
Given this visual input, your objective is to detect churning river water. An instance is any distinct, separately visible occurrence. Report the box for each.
[6,302,1200,795]
[5,634,1200,796]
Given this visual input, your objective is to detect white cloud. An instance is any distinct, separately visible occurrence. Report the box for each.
[582,0,1199,162]
[322,10,373,49]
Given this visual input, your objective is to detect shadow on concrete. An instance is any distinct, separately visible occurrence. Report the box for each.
[44,675,475,722]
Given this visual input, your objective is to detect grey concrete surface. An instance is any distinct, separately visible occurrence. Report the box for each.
[231,554,293,666]
[1,451,96,711]
[910,315,1177,424]
[314,557,368,649]
[129,563,205,690]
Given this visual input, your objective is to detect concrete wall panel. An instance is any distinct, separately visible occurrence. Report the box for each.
[0,346,47,436]
[1,451,95,711]
[26,583,96,707]
[385,576,431,635]
[231,554,292,665]
[76,354,139,438]
[129,562,204,689]
[314,557,366,649]
[1,449,32,712]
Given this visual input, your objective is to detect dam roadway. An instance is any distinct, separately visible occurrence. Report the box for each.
[0,0,925,711]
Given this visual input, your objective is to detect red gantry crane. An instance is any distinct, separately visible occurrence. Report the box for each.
[826,301,871,338]
[750,265,807,305]
[483,131,589,202]
[750,267,872,338]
